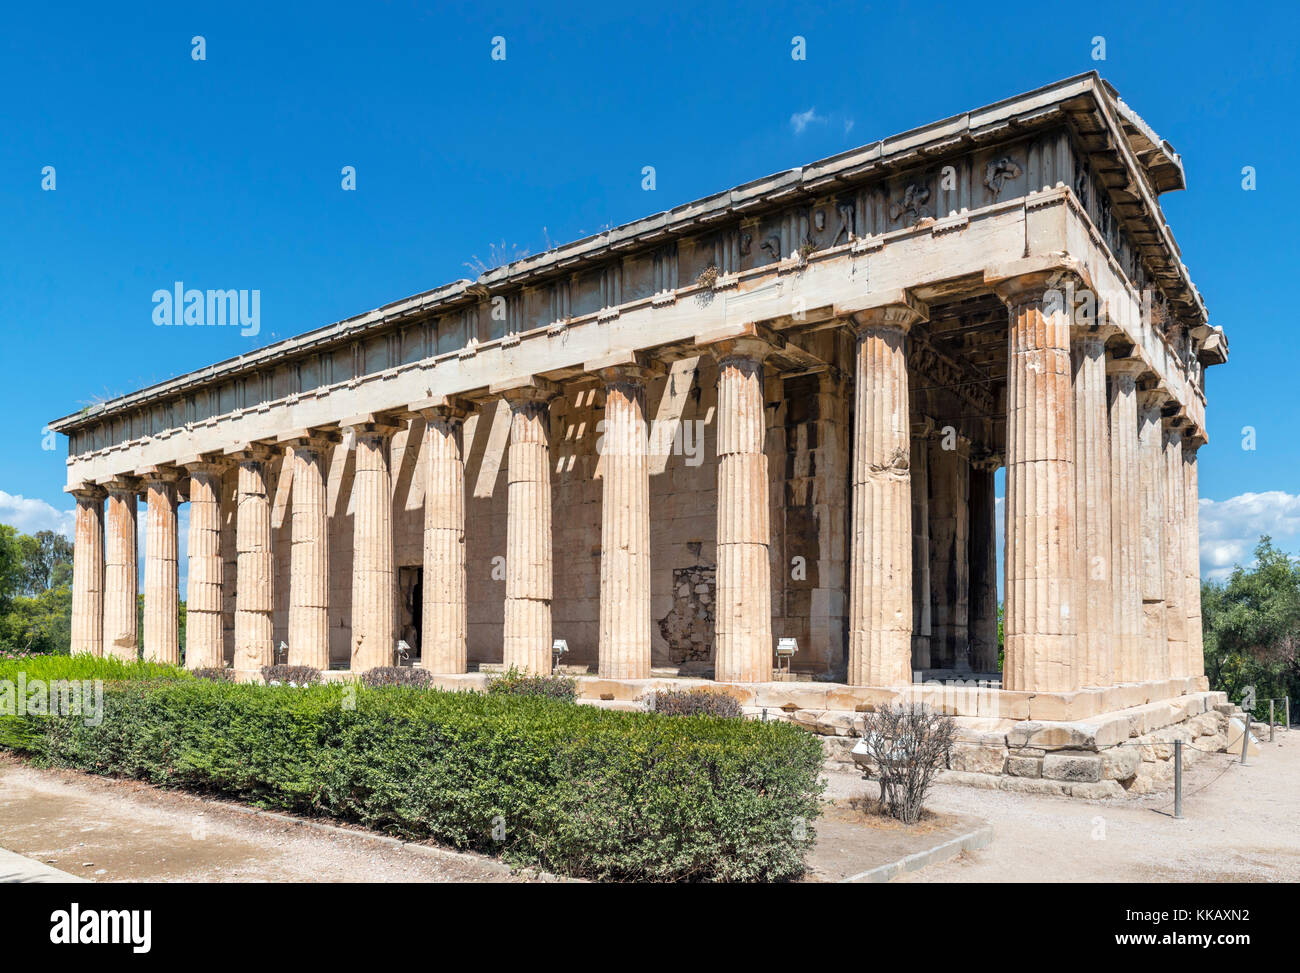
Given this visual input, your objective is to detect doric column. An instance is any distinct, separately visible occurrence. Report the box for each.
[411,399,472,675]
[992,269,1078,693]
[68,485,105,656]
[1071,331,1113,687]
[346,415,401,672]
[280,431,339,670]
[927,431,969,671]
[968,449,1001,674]
[102,478,140,661]
[594,358,656,680]
[497,380,560,674]
[847,297,922,687]
[230,445,277,671]
[909,420,933,670]
[141,468,181,664]
[1183,436,1205,679]
[1162,420,1187,677]
[182,459,227,670]
[1106,360,1144,683]
[709,336,773,683]
[1137,388,1169,680]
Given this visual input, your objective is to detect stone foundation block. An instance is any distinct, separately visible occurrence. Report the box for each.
[1068,780,1125,800]
[949,744,1008,775]
[997,776,1072,796]
[1042,750,1103,782]
[1100,745,1141,781]
[1006,755,1043,778]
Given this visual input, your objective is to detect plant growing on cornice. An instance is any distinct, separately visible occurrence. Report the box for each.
[463,240,532,277]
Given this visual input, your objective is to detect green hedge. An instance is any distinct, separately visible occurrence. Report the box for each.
[1,658,824,881]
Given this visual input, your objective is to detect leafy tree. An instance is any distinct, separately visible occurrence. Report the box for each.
[1202,535,1300,721]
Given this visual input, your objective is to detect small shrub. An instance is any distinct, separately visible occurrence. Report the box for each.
[696,264,719,289]
[857,703,955,824]
[261,664,321,686]
[486,666,576,702]
[361,666,433,689]
[649,688,741,718]
[193,667,234,683]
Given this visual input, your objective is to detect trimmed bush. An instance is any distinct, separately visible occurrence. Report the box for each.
[361,666,433,689]
[486,666,576,703]
[261,664,322,686]
[6,678,823,881]
[194,667,234,682]
[649,689,742,719]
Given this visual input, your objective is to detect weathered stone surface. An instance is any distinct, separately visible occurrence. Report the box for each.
[1006,755,1043,778]
[1068,780,1125,800]
[1100,745,1142,781]
[1042,750,1103,782]
[948,744,1008,775]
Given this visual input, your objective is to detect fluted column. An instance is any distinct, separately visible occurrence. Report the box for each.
[183,460,226,669]
[1137,389,1168,680]
[1071,331,1112,687]
[68,485,105,656]
[969,450,1001,673]
[597,364,653,680]
[1107,361,1144,683]
[142,469,181,664]
[499,381,559,674]
[927,432,969,671]
[1162,421,1187,677]
[994,271,1078,693]
[232,446,276,671]
[910,421,933,670]
[283,433,337,670]
[847,299,922,687]
[414,399,472,674]
[348,417,400,672]
[710,338,773,683]
[1183,437,1205,679]
[102,478,139,661]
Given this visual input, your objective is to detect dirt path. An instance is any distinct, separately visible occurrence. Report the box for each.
[825,726,1300,882]
[0,755,526,882]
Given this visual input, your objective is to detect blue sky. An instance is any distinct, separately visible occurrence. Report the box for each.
[1,0,1296,584]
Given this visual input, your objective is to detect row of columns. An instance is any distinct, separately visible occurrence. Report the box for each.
[66,275,1204,689]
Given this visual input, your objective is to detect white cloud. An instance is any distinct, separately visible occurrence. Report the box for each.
[0,490,75,538]
[1198,490,1300,581]
[790,107,825,134]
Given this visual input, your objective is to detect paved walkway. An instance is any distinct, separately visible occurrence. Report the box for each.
[0,755,525,883]
[825,726,1300,882]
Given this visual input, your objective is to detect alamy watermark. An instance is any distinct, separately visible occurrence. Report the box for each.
[152,282,260,337]
[0,674,103,726]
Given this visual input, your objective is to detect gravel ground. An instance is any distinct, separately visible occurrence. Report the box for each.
[0,755,528,882]
[823,726,1300,882]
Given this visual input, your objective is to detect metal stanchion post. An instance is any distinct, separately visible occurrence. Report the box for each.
[1241,709,1250,765]
[1174,739,1183,819]
[1271,699,1276,743]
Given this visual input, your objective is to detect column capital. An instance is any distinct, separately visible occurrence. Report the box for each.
[584,350,665,385]
[277,427,344,451]
[340,412,406,437]
[910,416,936,439]
[406,396,476,423]
[1183,430,1207,451]
[694,322,783,363]
[1105,352,1149,379]
[490,376,562,405]
[223,442,281,463]
[970,447,1004,472]
[179,452,232,475]
[100,474,141,494]
[135,464,183,485]
[986,256,1090,307]
[836,288,929,333]
[65,482,106,502]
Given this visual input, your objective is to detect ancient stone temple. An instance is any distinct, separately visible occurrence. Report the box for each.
[53,73,1228,744]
